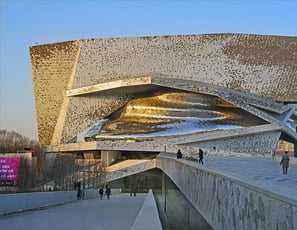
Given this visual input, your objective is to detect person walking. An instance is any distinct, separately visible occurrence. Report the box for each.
[105,185,111,200]
[130,184,137,197]
[271,150,276,161]
[280,151,290,174]
[198,148,204,164]
[177,149,182,159]
[99,188,104,200]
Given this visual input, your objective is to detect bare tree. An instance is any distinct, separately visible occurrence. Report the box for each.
[49,154,76,190]
[16,158,37,192]
[0,130,42,192]
[0,130,35,153]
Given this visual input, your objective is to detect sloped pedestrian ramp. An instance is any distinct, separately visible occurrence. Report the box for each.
[157,154,297,230]
[105,159,157,182]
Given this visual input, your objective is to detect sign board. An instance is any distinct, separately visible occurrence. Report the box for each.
[0,158,20,181]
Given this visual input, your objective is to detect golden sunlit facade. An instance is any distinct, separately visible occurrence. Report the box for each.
[30,34,297,156]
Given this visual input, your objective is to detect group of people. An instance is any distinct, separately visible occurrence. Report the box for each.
[176,148,204,164]
[99,185,111,200]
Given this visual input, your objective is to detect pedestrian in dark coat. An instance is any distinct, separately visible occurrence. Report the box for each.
[99,188,104,200]
[105,185,111,199]
[129,185,137,196]
[198,148,204,164]
[177,149,182,159]
[280,151,290,174]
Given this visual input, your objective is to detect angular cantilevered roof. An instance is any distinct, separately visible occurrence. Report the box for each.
[30,34,297,153]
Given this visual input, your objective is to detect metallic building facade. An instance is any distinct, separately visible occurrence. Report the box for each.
[30,34,297,155]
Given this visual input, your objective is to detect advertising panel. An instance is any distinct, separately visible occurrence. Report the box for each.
[0,157,20,181]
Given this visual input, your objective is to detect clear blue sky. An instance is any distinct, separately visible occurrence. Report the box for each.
[0,0,296,141]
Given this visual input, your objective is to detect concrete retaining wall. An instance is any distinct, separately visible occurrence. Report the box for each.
[131,189,162,230]
[0,189,102,215]
[0,191,76,215]
[157,156,297,230]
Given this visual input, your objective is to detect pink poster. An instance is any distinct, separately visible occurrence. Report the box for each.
[0,158,20,181]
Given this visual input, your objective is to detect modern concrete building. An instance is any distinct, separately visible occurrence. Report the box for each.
[30,33,297,156]
[30,34,297,229]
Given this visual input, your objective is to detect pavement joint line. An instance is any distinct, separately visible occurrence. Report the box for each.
[0,196,96,217]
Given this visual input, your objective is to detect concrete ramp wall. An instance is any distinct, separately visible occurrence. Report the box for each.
[131,189,162,230]
[105,159,156,182]
[157,155,297,230]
